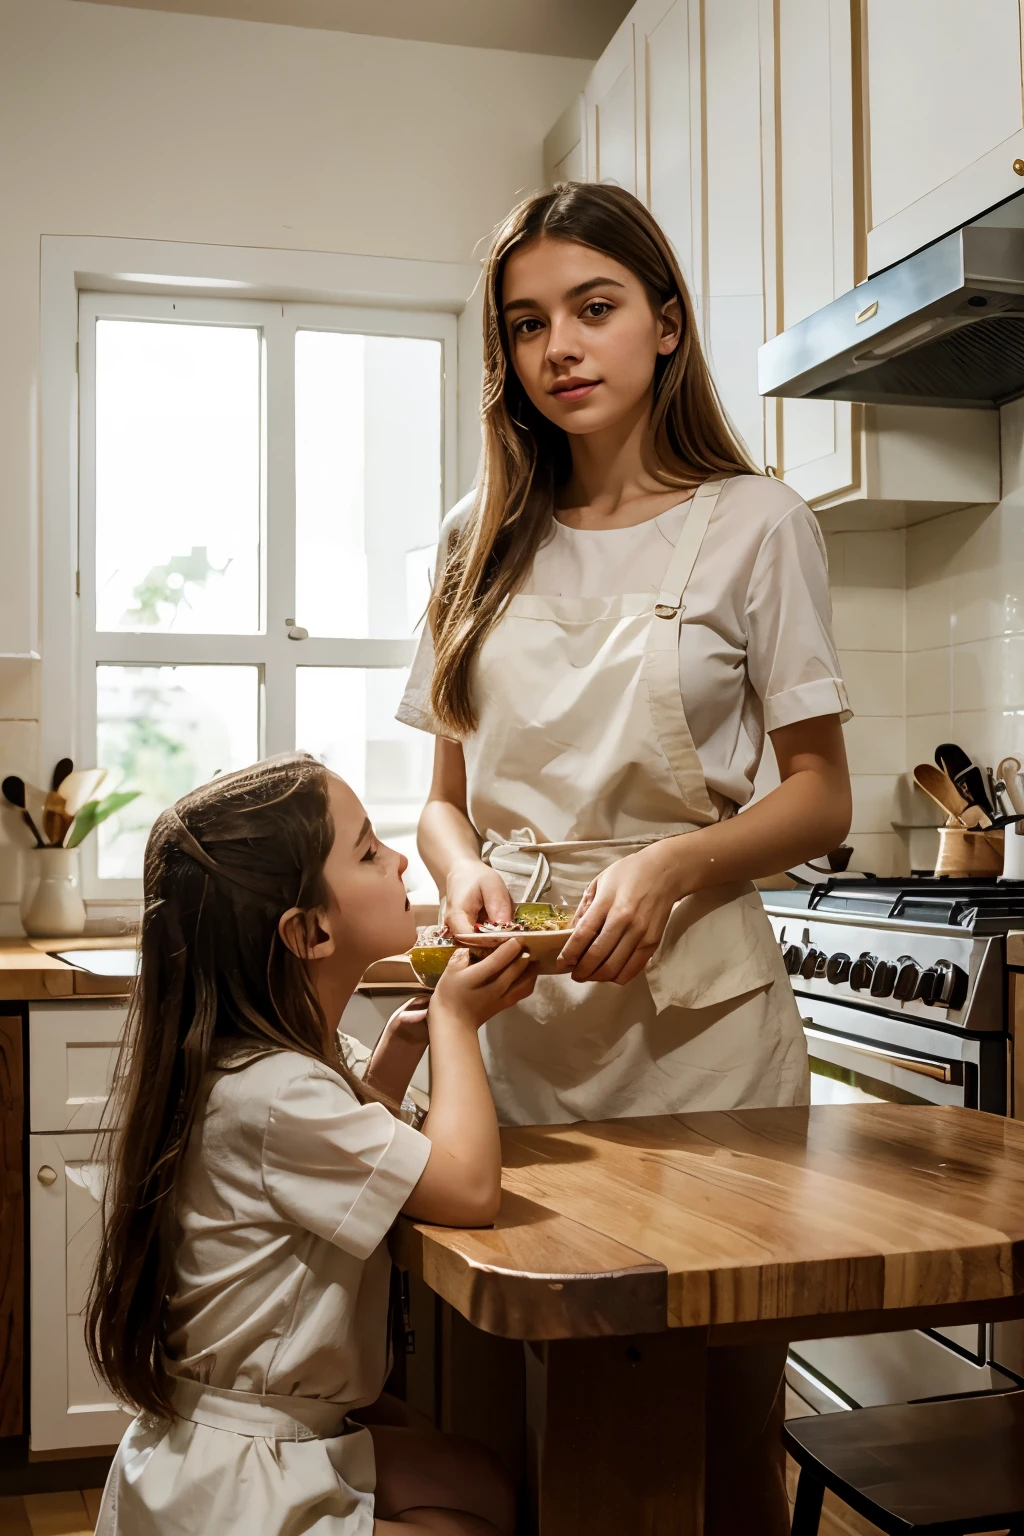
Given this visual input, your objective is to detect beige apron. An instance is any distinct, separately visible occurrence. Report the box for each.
[95,1379,375,1535]
[463,477,809,1126]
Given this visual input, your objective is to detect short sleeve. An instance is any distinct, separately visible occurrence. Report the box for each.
[262,1065,430,1261]
[395,495,475,739]
[745,505,852,733]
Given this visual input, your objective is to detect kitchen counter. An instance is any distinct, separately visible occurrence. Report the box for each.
[0,937,419,1000]
[394,1102,1024,1534]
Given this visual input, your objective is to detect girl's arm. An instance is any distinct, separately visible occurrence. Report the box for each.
[558,713,852,985]
[417,738,514,935]
[361,996,430,1104]
[401,941,535,1227]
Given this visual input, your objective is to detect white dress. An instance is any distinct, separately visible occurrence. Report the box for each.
[95,1049,431,1536]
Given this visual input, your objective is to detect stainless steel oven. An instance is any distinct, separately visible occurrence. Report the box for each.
[762,877,1023,1410]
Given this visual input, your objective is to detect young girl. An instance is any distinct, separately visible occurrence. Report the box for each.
[88,753,534,1536]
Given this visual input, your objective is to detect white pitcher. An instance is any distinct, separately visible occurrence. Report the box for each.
[20,848,87,937]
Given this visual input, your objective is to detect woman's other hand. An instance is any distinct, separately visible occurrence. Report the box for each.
[556,841,689,985]
[444,857,514,939]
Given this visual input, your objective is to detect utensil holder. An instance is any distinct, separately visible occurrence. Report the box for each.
[934,824,1003,877]
[1000,821,1024,881]
[20,847,87,937]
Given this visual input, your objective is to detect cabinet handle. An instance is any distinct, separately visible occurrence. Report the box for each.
[1014,159,1024,176]
[37,1166,58,1186]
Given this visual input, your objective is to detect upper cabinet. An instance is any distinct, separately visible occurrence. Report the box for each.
[864,0,1024,274]
[541,0,1003,514]
[759,0,858,504]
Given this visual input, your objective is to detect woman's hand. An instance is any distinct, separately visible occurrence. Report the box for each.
[444,857,514,939]
[432,938,538,1027]
[556,840,692,985]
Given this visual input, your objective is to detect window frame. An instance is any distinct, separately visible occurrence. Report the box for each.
[74,289,457,901]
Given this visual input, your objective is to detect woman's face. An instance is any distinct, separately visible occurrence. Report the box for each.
[319,773,417,966]
[501,236,681,439]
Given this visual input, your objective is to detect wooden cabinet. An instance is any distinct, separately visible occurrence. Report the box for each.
[759,0,859,504]
[0,1012,24,1438]
[864,0,1024,275]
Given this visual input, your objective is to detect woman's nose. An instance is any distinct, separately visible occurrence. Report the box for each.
[546,319,582,367]
[397,849,409,878]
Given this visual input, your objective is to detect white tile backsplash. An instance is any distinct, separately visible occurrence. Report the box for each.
[849,773,901,834]
[842,715,906,777]
[0,658,40,720]
[838,650,905,717]
[906,648,951,716]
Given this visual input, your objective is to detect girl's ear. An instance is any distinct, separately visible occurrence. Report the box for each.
[278,907,336,961]
[658,296,683,355]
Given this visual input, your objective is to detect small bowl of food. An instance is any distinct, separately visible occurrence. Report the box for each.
[408,926,456,990]
[453,903,575,975]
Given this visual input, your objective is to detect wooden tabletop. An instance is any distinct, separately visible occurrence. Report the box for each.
[394,1103,1024,1344]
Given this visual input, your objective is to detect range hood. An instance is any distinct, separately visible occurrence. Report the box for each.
[759,208,1024,410]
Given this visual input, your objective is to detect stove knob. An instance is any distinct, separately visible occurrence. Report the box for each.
[932,960,969,1011]
[915,966,940,1005]
[849,953,877,991]
[783,943,806,975]
[799,947,826,979]
[869,960,898,998]
[893,958,921,1001]
[825,952,851,985]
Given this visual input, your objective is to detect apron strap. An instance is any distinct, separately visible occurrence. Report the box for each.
[168,1375,352,1441]
[653,477,726,621]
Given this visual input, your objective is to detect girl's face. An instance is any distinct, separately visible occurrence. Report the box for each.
[501,236,681,440]
[318,773,417,967]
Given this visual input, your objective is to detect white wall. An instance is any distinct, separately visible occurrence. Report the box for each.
[0,0,586,926]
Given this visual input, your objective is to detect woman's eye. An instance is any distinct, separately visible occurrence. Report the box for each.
[583,302,612,319]
[513,317,544,337]
[361,843,379,863]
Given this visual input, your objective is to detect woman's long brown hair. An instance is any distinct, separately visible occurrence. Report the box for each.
[86,754,387,1419]
[430,181,759,736]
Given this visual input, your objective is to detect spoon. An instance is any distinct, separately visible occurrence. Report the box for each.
[998,757,1024,816]
[913,764,992,829]
[2,775,46,848]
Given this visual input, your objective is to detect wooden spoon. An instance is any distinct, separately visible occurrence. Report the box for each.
[913,763,992,829]
[2,775,46,848]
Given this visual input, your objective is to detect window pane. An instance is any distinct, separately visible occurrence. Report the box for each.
[95,320,261,634]
[295,667,435,903]
[96,664,259,879]
[295,331,442,639]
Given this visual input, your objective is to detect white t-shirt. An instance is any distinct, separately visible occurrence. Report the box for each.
[165,1048,430,1404]
[398,475,850,808]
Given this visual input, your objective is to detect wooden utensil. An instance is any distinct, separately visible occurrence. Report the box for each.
[998,757,1024,816]
[57,767,107,817]
[913,763,991,829]
[2,775,46,848]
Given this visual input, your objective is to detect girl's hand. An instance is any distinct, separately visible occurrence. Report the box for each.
[384,994,431,1044]
[432,938,538,1027]
[557,841,690,985]
[444,857,514,939]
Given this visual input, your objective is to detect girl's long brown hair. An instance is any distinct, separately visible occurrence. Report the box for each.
[87,754,386,1419]
[430,181,759,736]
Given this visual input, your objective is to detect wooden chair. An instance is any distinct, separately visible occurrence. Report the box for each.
[784,1390,1024,1535]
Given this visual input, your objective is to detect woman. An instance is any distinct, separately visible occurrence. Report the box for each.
[397,183,852,1532]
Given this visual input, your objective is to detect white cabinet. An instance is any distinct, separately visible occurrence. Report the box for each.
[29,1130,126,1452]
[29,1002,127,1452]
[865,0,1024,274]
[634,0,700,292]
[759,0,858,504]
[583,13,637,192]
[543,95,586,186]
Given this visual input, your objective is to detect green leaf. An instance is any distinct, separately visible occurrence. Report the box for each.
[66,790,141,848]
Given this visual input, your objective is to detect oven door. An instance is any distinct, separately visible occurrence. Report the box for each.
[795,995,1001,1110]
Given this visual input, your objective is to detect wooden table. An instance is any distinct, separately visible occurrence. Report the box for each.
[393,1103,1024,1535]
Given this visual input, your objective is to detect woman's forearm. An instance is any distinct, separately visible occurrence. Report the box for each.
[417,797,482,892]
[363,1018,428,1103]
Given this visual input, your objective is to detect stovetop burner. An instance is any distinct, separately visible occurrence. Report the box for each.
[767,876,1024,930]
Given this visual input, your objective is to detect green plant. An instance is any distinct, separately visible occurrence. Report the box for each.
[66,791,142,850]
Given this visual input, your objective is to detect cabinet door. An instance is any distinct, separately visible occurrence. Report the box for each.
[760,0,859,504]
[543,95,586,187]
[30,1002,127,1133]
[634,0,701,291]
[865,0,1024,274]
[584,14,637,190]
[30,1132,127,1451]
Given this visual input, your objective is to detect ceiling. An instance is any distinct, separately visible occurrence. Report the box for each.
[70,0,634,57]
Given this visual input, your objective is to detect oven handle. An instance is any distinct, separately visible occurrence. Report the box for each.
[802,1025,954,1083]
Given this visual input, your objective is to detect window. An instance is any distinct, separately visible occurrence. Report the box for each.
[77,293,454,902]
